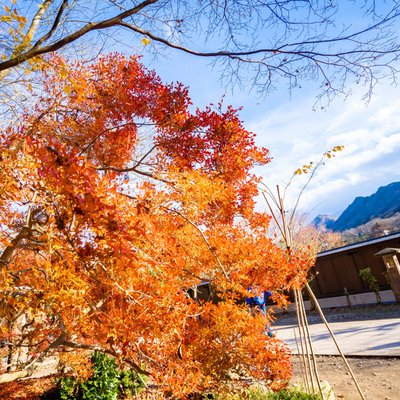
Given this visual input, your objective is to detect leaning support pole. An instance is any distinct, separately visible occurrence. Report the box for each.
[294,289,312,393]
[293,325,307,390]
[305,283,366,400]
[298,289,325,399]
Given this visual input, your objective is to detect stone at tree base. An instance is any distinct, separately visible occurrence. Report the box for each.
[320,380,335,400]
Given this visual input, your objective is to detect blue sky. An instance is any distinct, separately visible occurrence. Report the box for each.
[41,0,398,221]
[3,0,399,219]
[139,49,400,219]
[9,0,399,220]
[250,83,400,218]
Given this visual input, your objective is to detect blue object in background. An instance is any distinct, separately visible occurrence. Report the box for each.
[246,289,275,337]
[246,289,273,313]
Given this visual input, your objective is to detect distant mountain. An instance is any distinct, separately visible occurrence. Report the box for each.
[313,182,400,232]
[312,214,336,230]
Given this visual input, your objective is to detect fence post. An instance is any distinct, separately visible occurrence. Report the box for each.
[374,248,400,303]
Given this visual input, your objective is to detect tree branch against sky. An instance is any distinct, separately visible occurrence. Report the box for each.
[1,0,400,100]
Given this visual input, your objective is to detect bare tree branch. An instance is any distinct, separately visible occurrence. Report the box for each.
[0,0,400,99]
[0,0,158,72]
[32,0,69,50]
[0,192,37,272]
[20,0,55,52]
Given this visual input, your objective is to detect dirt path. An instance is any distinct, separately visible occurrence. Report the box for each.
[291,356,400,400]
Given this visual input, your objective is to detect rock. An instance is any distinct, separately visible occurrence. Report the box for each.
[319,380,335,400]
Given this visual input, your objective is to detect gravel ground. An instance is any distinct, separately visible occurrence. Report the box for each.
[273,303,400,326]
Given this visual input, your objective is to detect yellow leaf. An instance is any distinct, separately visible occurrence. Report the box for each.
[4,6,10,12]
[64,85,72,94]
[333,145,344,152]
[60,67,67,80]
[1,15,12,22]
[294,168,302,175]
[141,37,151,46]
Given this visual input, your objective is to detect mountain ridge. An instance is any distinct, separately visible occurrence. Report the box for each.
[313,181,400,232]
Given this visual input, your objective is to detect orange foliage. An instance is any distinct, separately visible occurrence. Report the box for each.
[0,377,56,400]
[0,54,312,397]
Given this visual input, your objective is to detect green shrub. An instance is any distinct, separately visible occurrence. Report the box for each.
[265,388,322,400]
[359,267,382,303]
[41,351,147,400]
[206,387,322,400]
[41,376,81,400]
[80,351,120,400]
[118,368,148,397]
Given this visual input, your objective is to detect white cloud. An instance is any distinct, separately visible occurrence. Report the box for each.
[141,51,400,218]
[249,84,400,217]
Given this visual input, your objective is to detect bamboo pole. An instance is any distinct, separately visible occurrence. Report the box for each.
[298,288,325,399]
[261,184,324,397]
[305,283,366,400]
[293,326,307,390]
[295,289,315,393]
[294,290,311,393]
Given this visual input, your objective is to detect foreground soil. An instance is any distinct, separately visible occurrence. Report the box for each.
[283,304,400,399]
[291,355,400,400]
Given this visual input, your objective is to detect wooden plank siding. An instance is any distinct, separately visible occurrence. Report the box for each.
[312,233,400,299]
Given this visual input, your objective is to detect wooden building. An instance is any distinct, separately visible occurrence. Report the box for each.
[311,232,400,299]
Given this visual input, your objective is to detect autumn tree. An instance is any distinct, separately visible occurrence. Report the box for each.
[0,54,313,396]
[1,1,400,102]
[288,219,344,254]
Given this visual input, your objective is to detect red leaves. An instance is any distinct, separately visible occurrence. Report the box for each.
[37,53,270,223]
[155,103,270,222]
